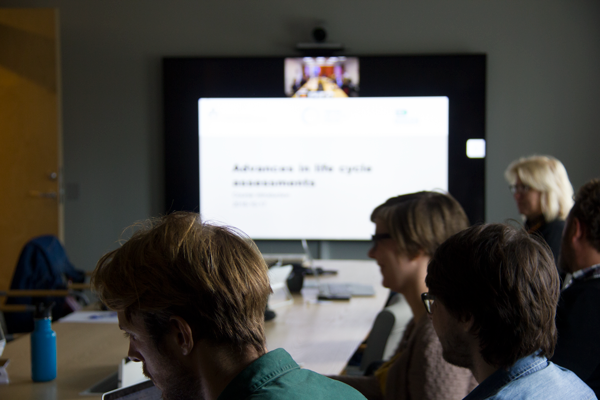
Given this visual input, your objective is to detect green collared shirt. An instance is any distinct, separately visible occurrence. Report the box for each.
[218,348,367,400]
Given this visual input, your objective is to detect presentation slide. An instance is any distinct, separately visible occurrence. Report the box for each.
[199,97,448,240]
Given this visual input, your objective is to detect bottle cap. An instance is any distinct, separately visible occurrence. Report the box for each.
[34,302,55,320]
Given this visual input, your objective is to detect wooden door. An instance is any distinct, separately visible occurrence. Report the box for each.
[0,8,62,294]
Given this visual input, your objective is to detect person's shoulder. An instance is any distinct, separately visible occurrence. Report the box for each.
[545,219,565,229]
[574,278,600,289]
[220,349,367,400]
[562,279,600,303]
[544,362,596,394]
[556,283,600,335]
[538,219,564,242]
[491,361,597,400]
[252,368,367,400]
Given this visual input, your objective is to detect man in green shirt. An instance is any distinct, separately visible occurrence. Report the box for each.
[92,212,365,400]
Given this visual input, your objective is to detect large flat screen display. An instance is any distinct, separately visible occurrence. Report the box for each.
[199,96,449,239]
[164,54,486,240]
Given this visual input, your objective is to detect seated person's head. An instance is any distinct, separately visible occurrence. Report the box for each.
[91,212,271,398]
[368,191,469,293]
[425,223,559,370]
[559,179,600,273]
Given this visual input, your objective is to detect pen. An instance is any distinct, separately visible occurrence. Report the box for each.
[89,312,117,320]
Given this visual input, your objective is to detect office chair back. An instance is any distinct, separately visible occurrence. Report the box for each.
[361,293,412,371]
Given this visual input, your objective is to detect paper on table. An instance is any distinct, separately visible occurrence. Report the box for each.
[58,311,119,323]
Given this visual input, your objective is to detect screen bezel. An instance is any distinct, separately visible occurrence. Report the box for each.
[163,54,486,237]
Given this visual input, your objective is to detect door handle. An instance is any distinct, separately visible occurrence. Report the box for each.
[29,190,57,199]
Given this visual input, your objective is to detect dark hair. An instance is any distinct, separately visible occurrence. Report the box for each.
[570,179,600,252]
[426,223,559,368]
[371,191,469,258]
[91,212,271,354]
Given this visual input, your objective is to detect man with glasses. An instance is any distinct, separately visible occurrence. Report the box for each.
[423,223,595,399]
[552,179,600,397]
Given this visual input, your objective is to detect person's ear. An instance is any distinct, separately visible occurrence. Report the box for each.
[570,218,585,245]
[169,316,195,356]
[460,314,475,335]
[574,218,583,237]
[409,249,427,262]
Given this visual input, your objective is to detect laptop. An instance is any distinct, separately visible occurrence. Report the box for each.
[102,379,162,400]
[300,239,375,300]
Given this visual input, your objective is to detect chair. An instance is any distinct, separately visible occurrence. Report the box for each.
[360,293,413,373]
[3,236,86,333]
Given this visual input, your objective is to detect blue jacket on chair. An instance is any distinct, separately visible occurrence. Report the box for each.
[5,235,85,333]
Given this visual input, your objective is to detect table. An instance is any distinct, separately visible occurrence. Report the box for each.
[0,260,386,399]
[0,322,127,399]
[265,260,388,375]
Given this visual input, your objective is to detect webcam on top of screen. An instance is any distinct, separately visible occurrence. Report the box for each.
[296,26,344,52]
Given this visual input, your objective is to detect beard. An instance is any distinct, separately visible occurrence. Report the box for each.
[145,358,203,400]
[439,329,473,370]
[558,232,575,275]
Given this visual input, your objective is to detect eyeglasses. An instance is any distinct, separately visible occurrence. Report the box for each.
[421,292,437,314]
[371,233,392,242]
[509,184,531,194]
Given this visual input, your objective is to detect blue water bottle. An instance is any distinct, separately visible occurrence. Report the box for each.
[31,302,57,382]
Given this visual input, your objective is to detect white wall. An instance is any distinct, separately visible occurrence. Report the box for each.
[2,0,599,268]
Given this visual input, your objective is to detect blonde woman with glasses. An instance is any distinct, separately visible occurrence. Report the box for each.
[505,155,574,266]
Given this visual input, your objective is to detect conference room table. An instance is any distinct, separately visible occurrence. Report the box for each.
[0,260,388,399]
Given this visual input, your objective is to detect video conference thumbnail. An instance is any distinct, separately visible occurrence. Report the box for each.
[284,57,359,98]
